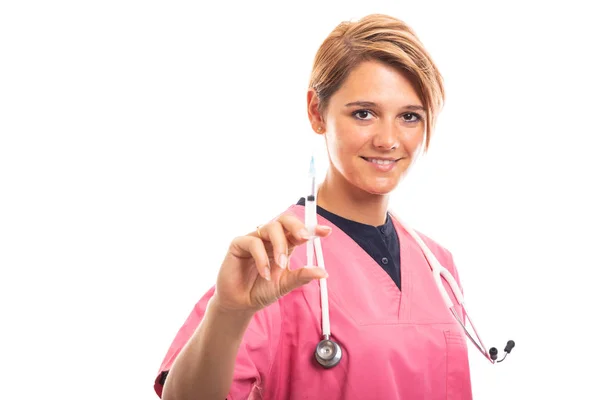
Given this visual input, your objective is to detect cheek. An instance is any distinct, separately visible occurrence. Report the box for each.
[326,123,367,162]
[331,119,371,151]
[403,130,426,155]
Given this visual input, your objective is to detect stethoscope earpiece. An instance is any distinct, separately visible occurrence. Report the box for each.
[315,335,342,368]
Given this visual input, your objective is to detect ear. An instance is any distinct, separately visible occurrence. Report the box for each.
[307,89,325,134]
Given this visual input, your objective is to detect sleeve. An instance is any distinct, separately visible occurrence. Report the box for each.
[153,286,282,399]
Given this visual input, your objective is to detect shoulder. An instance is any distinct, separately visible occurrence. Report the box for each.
[388,211,453,261]
[390,214,463,284]
[413,228,464,286]
[415,229,455,264]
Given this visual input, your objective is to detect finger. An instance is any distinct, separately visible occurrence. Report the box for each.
[258,221,289,270]
[229,236,272,281]
[280,266,329,295]
[313,225,333,237]
[277,213,333,246]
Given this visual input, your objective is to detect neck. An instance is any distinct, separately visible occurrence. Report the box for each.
[317,168,390,226]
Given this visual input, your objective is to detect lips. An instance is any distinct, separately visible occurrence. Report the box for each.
[361,157,400,165]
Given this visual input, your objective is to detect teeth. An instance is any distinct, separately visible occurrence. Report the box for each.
[368,158,395,165]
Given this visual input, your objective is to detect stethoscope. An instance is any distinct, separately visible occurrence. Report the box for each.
[305,157,344,368]
[305,201,515,368]
[310,231,343,368]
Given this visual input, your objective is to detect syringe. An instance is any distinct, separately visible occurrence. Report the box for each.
[305,156,332,340]
[306,156,317,268]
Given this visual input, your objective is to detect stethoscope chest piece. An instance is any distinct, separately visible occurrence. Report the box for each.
[315,335,342,368]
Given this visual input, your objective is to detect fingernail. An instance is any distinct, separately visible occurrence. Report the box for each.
[278,254,287,269]
[320,226,332,233]
[299,228,310,239]
[264,267,271,281]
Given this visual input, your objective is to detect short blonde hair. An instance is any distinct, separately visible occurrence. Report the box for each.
[309,14,445,150]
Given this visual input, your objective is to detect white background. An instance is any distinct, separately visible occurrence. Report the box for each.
[1,1,599,399]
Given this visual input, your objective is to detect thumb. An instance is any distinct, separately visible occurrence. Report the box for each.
[281,266,328,294]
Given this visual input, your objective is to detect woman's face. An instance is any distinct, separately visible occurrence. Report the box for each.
[309,60,426,196]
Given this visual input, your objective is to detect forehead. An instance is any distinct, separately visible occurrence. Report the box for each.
[331,60,422,107]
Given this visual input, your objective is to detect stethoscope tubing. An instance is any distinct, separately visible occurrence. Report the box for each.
[310,211,504,368]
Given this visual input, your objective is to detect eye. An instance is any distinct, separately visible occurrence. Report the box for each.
[352,109,374,120]
[402,112,423,123]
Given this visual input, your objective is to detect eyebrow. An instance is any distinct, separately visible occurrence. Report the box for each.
[344,101,425,112]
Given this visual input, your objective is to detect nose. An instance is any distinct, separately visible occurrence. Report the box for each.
[372,120,400,151]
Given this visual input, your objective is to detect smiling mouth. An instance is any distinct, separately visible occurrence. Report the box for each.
[360,157,401,165]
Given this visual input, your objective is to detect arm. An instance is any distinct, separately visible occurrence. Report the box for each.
[155,214,330,399]
[161,297,255,400]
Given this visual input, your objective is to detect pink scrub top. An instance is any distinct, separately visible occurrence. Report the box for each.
[154,204,473,399]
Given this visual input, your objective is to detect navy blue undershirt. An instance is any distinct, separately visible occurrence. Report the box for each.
[296,197,401,290]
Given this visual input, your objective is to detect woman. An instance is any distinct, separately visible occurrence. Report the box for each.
[154,13,472,400]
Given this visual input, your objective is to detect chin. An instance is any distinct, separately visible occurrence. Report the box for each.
[358,179,400,196]
[364,187,395,196]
